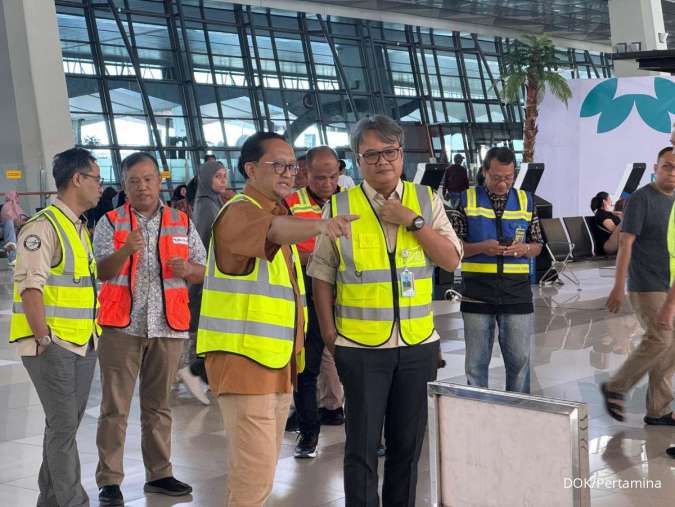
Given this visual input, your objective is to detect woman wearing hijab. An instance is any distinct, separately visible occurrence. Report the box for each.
[178,160,232,404]
[1,191,26,266]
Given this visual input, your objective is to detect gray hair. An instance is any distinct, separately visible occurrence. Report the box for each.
[306,145,339,167]
[350,115,404,155]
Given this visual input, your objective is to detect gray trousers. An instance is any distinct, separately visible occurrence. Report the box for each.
[22,342,97,507]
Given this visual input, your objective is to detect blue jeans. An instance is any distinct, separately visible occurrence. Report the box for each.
[1,219,16,262]
[462,312,532,394]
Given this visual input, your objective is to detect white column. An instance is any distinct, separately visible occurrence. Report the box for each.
[608,0,667,76]
[0,0,72,211]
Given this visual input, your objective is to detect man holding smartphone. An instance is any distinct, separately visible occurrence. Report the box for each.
[448,147,543,393]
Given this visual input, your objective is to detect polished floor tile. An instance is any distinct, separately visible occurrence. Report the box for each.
[1,260,675,505]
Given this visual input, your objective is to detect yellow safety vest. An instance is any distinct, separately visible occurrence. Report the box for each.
[668,203,675,285]
[196,193,307,370]
[332,181,435,346]
[10,205,100,345]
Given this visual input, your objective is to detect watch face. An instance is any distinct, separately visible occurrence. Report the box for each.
[414,216,424,229]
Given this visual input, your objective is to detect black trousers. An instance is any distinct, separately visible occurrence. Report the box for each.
[293,301,325,436]
[334,340,439,507]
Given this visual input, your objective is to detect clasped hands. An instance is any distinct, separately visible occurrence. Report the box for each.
[482,239,529,258]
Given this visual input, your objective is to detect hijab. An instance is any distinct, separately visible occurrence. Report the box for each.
[193,161,227,246]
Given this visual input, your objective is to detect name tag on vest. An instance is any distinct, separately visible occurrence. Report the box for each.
[172,236,188,245]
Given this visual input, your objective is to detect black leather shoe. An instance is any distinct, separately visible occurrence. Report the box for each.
[666,446,675,458]
[644,413,675,426]
[99,485,124,506]
[144,477,192,496]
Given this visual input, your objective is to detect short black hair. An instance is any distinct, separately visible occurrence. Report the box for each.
[52,147,97,191]
[338,159,346,171]
[297,154,307,162]
[121,152,159,178]
[657,146,673,162]
[237,132,287,179]
[483,147,516,170]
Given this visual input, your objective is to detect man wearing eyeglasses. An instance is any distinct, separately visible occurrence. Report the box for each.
[309,115,462,506]
[93,152,206,505]
[448,147,543,395]
[196,132,357,507]
[10,147,102,506]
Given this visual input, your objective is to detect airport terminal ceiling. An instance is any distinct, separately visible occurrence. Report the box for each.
[54,0,615,186]
[292,0,675,48]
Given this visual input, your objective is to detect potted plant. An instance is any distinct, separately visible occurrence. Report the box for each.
[502,34,572,163]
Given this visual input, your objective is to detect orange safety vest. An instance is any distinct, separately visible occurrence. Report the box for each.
[97,203,191,331]
[284,187,323,253]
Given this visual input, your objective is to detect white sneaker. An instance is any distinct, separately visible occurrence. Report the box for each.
[4,242,16,252]
[178,366,210,405]
[8,259,16,267]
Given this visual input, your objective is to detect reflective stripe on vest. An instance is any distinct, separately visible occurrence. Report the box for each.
[332,182,435,347]
[285,187,323,253]
[196,193,308,370]
[97,203,191,331]
[668,203,675,285]
[462,186,533,275]
[9,205,100,345]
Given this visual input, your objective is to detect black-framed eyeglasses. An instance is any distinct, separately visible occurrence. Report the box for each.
[262,161,300,175]
[358,147,401,165]
[79,172,103,185]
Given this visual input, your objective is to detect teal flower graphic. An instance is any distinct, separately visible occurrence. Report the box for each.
[580,77,675,133]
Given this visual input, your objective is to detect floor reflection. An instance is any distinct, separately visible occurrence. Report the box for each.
[1,260,674,505]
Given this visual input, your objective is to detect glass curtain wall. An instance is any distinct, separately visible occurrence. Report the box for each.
[55,0,614,186]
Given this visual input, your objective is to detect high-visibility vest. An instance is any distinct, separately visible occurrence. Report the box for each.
[284,187,323,253]
[331,182,435,347]
[668,203,675,285]
[10,205,101,345]
[196,193,307,370]
[97,203,191,331]
[461,186,533,275]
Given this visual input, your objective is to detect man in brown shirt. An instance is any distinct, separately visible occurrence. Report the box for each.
[199,132,356,507]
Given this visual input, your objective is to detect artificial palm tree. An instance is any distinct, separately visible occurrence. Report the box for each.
[502,34,572,163]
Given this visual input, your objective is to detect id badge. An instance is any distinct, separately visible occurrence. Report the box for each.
[401,267,416,297]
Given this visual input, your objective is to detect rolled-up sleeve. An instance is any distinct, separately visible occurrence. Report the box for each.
[306,206,340,285]
[93,216,115,261]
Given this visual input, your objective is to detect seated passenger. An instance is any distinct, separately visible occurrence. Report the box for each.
[591,191,621,254]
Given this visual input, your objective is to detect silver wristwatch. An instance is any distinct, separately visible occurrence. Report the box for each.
[36,330,52,347]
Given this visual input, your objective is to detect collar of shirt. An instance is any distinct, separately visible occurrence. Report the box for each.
[305,186,339,208]
[483,184,509,205]
[130,201,164,222]
[362,179,403,208]
[243,182,289,216]
[53,197,86,227]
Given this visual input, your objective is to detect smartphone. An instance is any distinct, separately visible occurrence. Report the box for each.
[499,239,513,246]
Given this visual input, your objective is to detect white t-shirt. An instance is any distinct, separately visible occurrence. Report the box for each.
[338,174,355,189]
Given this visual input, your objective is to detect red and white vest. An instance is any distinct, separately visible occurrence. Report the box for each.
[284,187,323,253]
[97,203,191,331]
